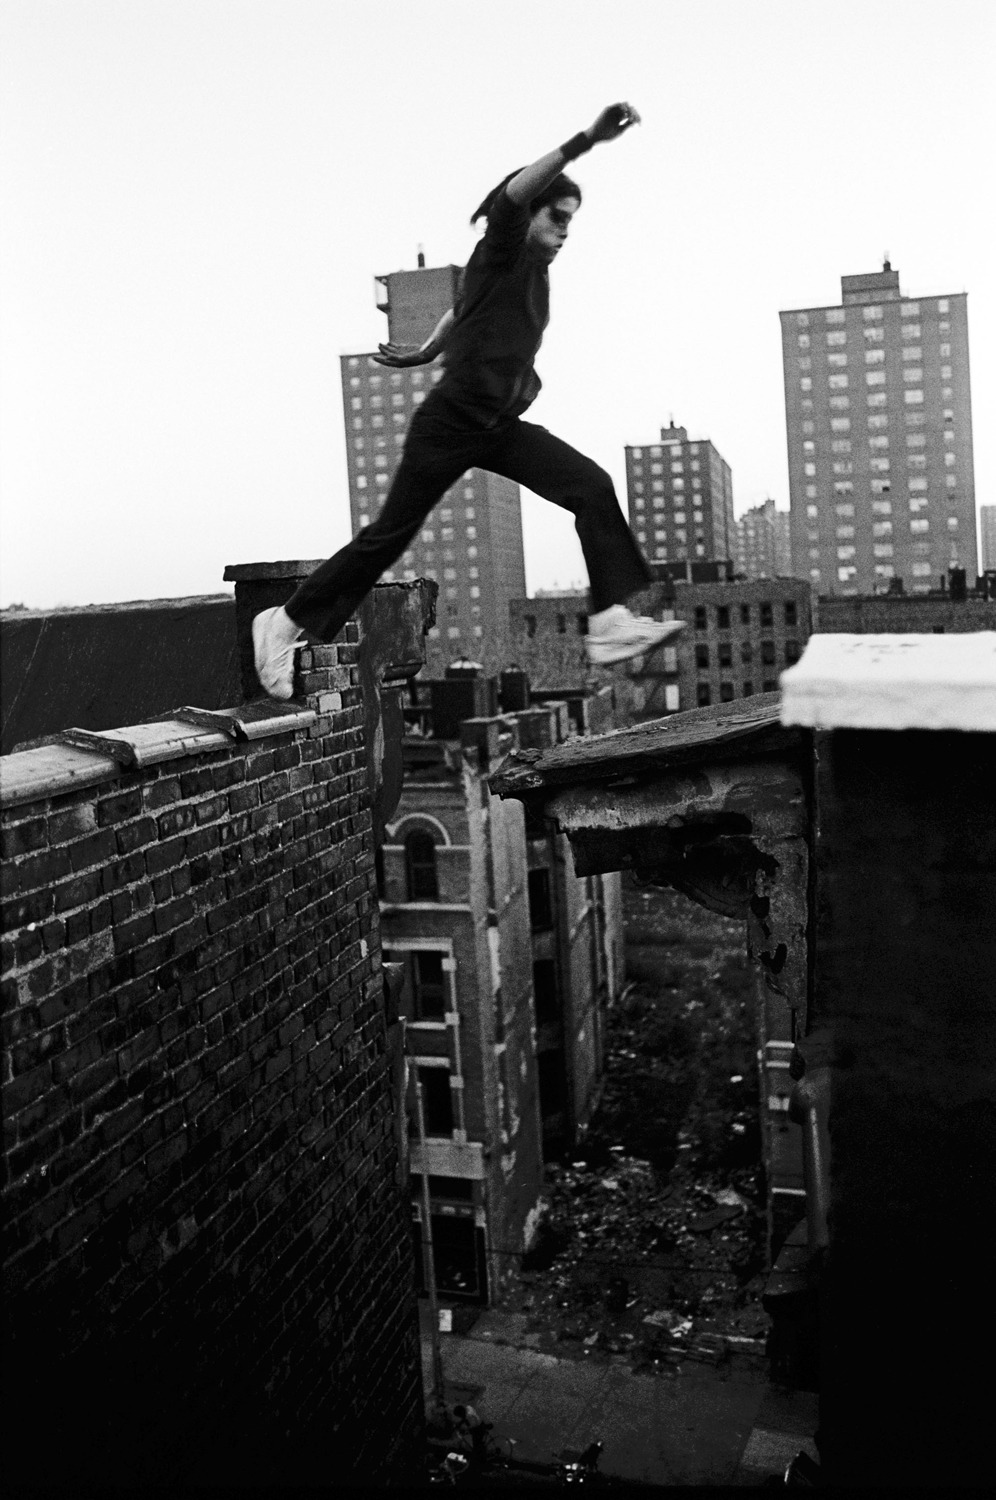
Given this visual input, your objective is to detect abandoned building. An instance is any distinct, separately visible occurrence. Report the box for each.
[491,629,996,1489]
[508,570,813,725]
[1,567,436,1487]
[380,664,624,1303]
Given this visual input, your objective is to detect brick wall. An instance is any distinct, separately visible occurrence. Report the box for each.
[1,579,432,1487]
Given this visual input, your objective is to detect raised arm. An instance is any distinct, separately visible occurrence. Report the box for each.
[506,102,641,207]
[373,307,455,368]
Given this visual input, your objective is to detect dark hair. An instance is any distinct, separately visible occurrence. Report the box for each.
[470,169,582,226]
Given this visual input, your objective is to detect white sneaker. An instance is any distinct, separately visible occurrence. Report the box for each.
[252,606,303,700]
[585,604,686,666]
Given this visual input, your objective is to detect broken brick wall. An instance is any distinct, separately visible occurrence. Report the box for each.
[1,587,430,1488]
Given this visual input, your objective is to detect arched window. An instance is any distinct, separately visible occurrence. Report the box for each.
[405,831,439,900]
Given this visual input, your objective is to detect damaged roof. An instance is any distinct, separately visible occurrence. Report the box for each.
[490,691,803,802]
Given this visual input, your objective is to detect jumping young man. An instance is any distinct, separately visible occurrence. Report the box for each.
[253,102,684,699]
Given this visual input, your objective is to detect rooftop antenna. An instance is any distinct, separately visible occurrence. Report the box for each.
[417,243,426,268]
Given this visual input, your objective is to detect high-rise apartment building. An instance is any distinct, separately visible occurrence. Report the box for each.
[735,498,793,580]
[781,263,976,596]
[624,421,735,567]
[980,506,996,573]
[341,262,527,673]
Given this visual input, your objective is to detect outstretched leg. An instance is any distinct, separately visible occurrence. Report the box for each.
[487,419,683,663]
[253,396,486,696]
[486,419,650,611]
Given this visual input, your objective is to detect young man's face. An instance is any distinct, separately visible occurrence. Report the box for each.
[527,196,580,261]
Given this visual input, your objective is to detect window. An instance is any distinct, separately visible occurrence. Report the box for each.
[720,682,734,702]
[403,951,448,1021]
[826,308,845,324]
[718,642,733,669]
[827,330,847,346]
[740,604,751,625]
[760,602,773,628]
[533,959,558,1024]
[694,607,708,632]
[405,831,439,900]
[761,641,777,666]
[528,868,553,931]
[696,683,711,707]
[418,1066,454,1137]
[717,605,731,630]
[743,681,754,697]
[784,601,798,627]
[695,644,710,671]
[863,306,883,321]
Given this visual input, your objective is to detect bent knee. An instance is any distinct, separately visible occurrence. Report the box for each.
[577,469,619,512]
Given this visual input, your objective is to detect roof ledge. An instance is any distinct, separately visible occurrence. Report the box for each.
[1,702,317,809]
[781,633,996,732]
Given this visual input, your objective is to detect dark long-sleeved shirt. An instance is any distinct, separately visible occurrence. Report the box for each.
[439,188,549,427]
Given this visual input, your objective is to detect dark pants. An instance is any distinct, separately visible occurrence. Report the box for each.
[285,386,652,640]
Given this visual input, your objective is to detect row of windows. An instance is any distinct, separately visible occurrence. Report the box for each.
[803,426,956,447]
[631,477,705,493]
[694,600,798,629]
[798,399,956,427]
[695,640,800,670]
[809,540,944,563]
[830,560,936,584]
[794,299,950,327]
[630,442,703,459]
[801,375,954,399]
[800,332,953,353]
[631,458,704,476]
[522,613,588,637]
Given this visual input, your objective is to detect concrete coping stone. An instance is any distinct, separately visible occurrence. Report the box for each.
[0,702,317,809]
[780,631,996,732]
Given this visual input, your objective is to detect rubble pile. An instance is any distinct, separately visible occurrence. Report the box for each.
[513,879,770,1369]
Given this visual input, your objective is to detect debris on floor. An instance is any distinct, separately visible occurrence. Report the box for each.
[507,878,771,1372]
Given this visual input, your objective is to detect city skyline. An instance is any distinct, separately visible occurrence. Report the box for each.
[2,0,993,610]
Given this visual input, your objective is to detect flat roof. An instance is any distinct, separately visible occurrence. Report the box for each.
[490,691,800,800]
[780,633,996,732]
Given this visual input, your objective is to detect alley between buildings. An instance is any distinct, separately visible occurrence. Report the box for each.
[419,878,807,1486]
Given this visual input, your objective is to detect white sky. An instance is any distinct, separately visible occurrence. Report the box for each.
[2,0,994,608]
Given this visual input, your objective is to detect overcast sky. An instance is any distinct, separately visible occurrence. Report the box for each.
[2,0,993,609]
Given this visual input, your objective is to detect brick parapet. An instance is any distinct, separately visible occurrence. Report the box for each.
[1,577,432,1486]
